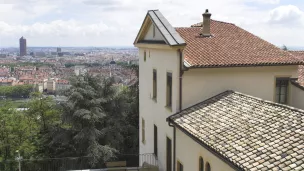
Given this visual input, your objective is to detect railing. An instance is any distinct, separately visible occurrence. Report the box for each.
[0,153,158,171]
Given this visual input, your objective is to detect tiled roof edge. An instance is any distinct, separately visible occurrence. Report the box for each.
[290,79,304,91]
[187,62,304,69]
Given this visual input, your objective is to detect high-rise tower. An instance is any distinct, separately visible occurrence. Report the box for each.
[19,36,27,56]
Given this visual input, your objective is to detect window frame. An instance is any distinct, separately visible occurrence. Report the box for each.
[177,160,183,171]
[166,72,172,108]
[141,118,145,144]
[275,77,290,104]
[154,124,158,157]
[199,157,204,171]
[205,162,211,171]
[152,69,157,100]
[166,136,172,171]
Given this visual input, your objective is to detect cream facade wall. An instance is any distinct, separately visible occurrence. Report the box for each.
[143,24,163,41]
[290,84,304,109]
[176,128,236,171]
[139,47,180,171]
[182,66,298,109]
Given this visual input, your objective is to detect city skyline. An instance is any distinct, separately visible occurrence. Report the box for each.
[0,0,304,47]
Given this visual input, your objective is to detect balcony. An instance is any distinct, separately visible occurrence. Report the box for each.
[0,153,158,171]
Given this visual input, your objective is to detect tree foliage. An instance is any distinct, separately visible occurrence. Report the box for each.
[0,93,61,163]
[282,44,288,51]
[0,85,33,98]
[0,71,140,168]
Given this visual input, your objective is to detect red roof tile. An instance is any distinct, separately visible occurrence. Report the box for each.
[289,51,304,87]
[175,20,303,68]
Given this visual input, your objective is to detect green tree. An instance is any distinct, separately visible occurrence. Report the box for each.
[53,74,117,165]
[282,44,288,51]
[25,92,61,158]
[0,102,36,161]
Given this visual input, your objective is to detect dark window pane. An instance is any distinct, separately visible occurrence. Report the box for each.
[275,77,289,104]
[166,137,172,171]
[199,157,204,171]
[206,163,211,171]
[167,73,172,107]
[154,125,158,157]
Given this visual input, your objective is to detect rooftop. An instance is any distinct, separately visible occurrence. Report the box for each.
[289,51,304,87]
[168,90,304,171]
[175,19,303,68]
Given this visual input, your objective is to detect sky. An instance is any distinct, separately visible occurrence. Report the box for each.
[0,0,303,47]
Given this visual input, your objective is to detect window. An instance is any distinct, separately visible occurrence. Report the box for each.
[153,25,156,38]
[153,69,157,100]
[205,162,211,171]
[166,72,172,108]
[166,137,172,171]
[144,51,147,62]
[177,161,183,171]
[199,157,204,171]
[142,118,145,144]
[154,125,158,157]
[275,77,289,104]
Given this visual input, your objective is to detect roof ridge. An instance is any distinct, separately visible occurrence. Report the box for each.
[232,90,304,114]
[211,19,235,25]
[191,19,235,27]
[288,50,304,52]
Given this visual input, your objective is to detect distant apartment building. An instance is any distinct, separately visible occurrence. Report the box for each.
[74,65,87,76]
[57,47,62,53]
[56,79,71,92]
[0,79,13,86]
[35,52,46,57]
[45,79,56,93]
[19,36,27,56]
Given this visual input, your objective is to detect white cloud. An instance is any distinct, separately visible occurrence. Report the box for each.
[0,0,304,47]
[246,0,280,4]
[267,5,304,26]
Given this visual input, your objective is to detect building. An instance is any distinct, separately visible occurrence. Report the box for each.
[74,65,87,76]
[134,9,304,171]
[44,79,56,93]
[57,47,62,53]
[19,36,27,56]
[56,79,71,92]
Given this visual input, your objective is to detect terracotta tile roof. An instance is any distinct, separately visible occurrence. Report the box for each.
[168,90,304,171]
[175,20,303,68]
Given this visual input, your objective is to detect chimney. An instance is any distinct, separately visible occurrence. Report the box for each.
[201,9,212,37]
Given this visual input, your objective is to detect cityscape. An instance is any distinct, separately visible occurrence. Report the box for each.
[1,0,304,171]
[0,36,139,97]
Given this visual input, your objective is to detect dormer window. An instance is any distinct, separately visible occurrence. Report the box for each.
[275,77,289,104]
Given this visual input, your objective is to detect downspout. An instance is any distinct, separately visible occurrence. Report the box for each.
[168,121,176,171]
[178,49,183,112]
[169,49,183,171]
